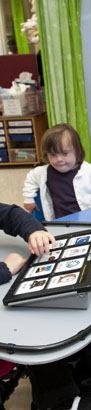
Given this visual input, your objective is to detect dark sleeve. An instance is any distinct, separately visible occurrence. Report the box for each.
[0,203,45,242]
[0,262,12,285]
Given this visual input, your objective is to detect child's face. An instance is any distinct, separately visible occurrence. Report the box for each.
[47,133,77,173]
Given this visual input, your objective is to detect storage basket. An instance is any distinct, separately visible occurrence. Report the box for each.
[10,148,36,162]
[26,88,46,114]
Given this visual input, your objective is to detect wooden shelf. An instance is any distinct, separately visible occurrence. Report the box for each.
[0,113,48,166]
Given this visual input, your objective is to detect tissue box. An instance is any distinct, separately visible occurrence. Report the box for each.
[2,93,29,116]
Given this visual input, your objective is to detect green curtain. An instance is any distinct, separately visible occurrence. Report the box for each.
[36,0,91,162]
[10,0,30,54]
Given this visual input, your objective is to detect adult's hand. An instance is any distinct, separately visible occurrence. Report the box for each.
[28,231,56,256]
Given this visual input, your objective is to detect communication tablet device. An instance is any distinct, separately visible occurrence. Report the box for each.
[3,227,91,309]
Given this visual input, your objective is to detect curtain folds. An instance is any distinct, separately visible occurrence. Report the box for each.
[10,0,30,54]
[36,0,91,162]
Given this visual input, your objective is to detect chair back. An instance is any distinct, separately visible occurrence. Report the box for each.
[32,190,45,222]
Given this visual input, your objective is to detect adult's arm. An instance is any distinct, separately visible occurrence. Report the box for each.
[0,202,45,241]
[0,203,56,255]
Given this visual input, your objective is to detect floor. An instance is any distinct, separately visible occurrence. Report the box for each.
[0,166,33,410]
[5,376,32,410]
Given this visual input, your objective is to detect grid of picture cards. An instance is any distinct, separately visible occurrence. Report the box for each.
[3,229,91,307]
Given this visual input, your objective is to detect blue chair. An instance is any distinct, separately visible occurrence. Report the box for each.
[32,190,45,222]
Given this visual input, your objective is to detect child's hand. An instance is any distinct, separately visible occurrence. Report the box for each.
[24,203,39,214]
[4,253,27,275]
[28,231,56,256]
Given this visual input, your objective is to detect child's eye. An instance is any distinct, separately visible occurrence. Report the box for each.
[50,152,55,157]
[63,151,68,156]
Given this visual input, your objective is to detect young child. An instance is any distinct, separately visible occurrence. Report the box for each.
[23,123,91,221]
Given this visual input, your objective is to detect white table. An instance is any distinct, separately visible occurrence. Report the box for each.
[0,223,91,365]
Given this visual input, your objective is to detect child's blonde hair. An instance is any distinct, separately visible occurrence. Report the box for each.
[41,123,85,164]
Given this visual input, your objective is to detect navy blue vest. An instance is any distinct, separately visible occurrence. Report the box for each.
[47,165,81,218]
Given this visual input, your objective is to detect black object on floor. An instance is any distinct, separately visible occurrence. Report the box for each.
[78,396,91,409]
